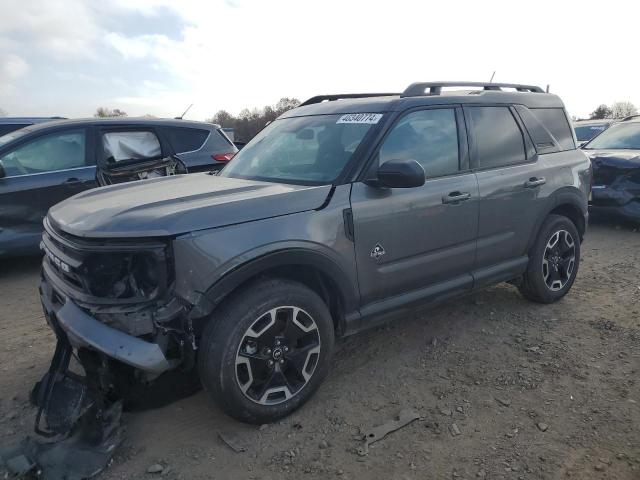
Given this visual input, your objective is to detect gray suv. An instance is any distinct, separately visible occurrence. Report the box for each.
[37,82,590,425]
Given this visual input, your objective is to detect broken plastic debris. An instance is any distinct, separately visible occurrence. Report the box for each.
[357,408,420,456]
[218,431,246,453]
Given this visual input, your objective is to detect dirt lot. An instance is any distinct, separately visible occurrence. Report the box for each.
[1,221,638,480]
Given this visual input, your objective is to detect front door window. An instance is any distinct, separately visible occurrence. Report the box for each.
[0,130,86,177]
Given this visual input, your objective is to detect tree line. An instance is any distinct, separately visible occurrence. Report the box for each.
[92,98,301,142]
[589,101,638,120]
[206,98,300,142]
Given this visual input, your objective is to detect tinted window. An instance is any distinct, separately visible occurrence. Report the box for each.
[584,122,640,150]
[0,129,86,176]
[166,127,209,153]
[531,108,575,150]
[469,107,526,168]
[214,129,236,150]
[379,109,459,177]
[574,124,607,142]
[102,131,161,162]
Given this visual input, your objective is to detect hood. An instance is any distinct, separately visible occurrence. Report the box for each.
[586,149,640,187]
[48,173,332,238]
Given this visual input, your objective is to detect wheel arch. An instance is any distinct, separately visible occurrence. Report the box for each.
[193,248,359,336]
[527,188,587,253]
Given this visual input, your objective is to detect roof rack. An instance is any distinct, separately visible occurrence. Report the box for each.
[401,82,545,97]
[299,93,400,107]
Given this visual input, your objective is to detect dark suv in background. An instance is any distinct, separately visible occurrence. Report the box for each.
[36,82,590,427]
[0,118,236,256]
[583,115,640,222]
[0,116,66,136]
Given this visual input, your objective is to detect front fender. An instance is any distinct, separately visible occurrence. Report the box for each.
[171,184,359,319]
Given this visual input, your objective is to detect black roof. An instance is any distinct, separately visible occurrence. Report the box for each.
[283,81,565,119]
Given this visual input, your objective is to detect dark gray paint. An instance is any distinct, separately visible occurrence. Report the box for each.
[40,87,590,374]
[49,174,332,238]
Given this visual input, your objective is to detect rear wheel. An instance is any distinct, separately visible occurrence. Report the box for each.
[519,214,580,303]
[198,278,334,423]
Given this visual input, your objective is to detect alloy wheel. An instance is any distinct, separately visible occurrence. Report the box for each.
[542,229,576,291]
[235,306,321,405]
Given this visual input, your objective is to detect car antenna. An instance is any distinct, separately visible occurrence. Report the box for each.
[546,84,550,93]
[489,71,496,82]
[175,103,194,120]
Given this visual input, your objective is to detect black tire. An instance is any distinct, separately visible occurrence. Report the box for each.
[198,277,335,424]
[519,214,580,303]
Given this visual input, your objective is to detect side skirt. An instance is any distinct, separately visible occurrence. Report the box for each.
[342,256,529,337]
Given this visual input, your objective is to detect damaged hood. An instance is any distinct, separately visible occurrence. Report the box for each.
[587,149,640,187]
[48,174,332,238]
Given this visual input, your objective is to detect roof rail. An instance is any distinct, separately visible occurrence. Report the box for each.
[620,114,640,122]
[401,82,545,97]
[299,93,399,107]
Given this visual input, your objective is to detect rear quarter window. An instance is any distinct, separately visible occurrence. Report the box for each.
[530,108,575,151]
[165,127,209,153]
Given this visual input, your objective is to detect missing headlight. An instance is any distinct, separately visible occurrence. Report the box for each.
[83,250,167,301]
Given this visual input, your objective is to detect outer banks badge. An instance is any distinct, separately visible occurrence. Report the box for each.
[370,243,386,261]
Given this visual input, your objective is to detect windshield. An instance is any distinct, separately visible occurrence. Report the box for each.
[219,114,381,184]
[574,123,608,142]
[584,122,640,150]
[0,127,31,147]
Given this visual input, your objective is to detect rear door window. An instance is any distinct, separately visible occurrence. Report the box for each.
[0,129,86,176]
[102,130,161,163]
[468,107,526,169]
[530,108,575,150]
[165,127,209,153]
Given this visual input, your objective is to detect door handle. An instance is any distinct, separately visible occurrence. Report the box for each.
[442,191,471,204]
[524,177,546,188]
[64,177,82,185]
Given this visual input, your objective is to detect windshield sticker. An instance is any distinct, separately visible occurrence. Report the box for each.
[337,113,383,124]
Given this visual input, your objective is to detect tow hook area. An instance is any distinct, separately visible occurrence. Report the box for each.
[0,337,123,480]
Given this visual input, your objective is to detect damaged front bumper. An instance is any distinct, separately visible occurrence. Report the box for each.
[0,225,203,478]
[590,186,640,222]
[41,277,172,374]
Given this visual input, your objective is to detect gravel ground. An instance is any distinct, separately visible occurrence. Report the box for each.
[1,220,638,480]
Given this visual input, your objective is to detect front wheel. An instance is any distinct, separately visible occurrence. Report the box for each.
[198,278,334,424]
[519,214,581,303]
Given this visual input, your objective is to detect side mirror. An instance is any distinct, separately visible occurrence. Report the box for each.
[369,159,425,188]
[0,160,5,179]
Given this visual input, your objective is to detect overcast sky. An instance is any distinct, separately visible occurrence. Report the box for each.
[0,0,636,121]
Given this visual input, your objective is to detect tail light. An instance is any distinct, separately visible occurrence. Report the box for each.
[212,152,236,162]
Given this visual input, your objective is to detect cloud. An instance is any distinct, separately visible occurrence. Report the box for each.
[0,0,639,119]
[1,54,29,80]
[0,0,101,60]
[105,32,171,60]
